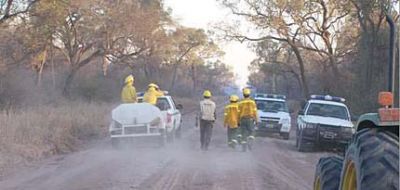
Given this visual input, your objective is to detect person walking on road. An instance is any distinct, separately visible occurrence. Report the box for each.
[143,83,164,105]
[121,75,137,103]
[198,90,216,151]
[238,88,258,152]
[224,95,240,149]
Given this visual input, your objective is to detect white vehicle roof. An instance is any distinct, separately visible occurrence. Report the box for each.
[308,99,347,107]
[255,97,286,102]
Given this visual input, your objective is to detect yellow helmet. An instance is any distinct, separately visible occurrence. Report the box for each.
[124,75,134,84]
[148,83,159,89]
[203,90,212,98]
[230,95,239,102]
[243,88,251,96]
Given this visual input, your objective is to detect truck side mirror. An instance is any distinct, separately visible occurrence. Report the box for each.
[298,110,305,115]
[176,104,183,110]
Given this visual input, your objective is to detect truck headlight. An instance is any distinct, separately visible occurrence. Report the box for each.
[306,123,318,129]
[281,118,290,125]
[342,127,355,134]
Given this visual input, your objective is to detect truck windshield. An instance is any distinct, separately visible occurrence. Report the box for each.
[255,100,288,113]
[306,103,349,120]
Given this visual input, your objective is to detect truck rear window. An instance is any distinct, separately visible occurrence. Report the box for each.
[156,98,171,111]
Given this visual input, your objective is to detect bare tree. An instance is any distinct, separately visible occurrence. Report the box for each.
[218,0,314,98]
[0,0,40,24]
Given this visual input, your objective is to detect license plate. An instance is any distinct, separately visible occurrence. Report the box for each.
[323,132,336,139]
[265,124,274,128]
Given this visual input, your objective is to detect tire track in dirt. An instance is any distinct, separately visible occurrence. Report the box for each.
[136,105,262,190]
[0,103,327,190]
[252,136,328,190]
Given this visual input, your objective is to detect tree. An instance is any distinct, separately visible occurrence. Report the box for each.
[26,0,167,96]
[163,27,202,91]
[300,0,352,92]
[100,0,167,75]
[218,0,360,97]
[248,41,302,96]
[218,0,312,98]
[0,0,40,24]
[346,0,399,113]
[163,28,223,92]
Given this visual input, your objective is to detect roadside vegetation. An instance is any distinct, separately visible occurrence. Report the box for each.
[0,0,232,173]
[217,0,399,115]
[0,102,110,174]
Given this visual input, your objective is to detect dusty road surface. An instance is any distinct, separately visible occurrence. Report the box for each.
[0,109,330,190]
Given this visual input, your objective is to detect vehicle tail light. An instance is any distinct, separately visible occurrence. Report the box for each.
[167,113,172,123]
[379,108,400,122]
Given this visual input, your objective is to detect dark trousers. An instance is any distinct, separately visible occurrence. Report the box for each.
[200,119,214,150]
[227,127,239,144]
[240,117,255,143]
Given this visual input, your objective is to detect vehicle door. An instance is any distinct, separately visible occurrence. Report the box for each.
[297,102,309,131]
[156,97,173,132]
[169,97,182,130]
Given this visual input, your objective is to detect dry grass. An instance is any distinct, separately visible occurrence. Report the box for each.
[0,98,198,175]
[0,102,112,174]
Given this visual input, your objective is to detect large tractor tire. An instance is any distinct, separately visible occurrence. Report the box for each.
[340,128,399,190]
[314,156,343,190]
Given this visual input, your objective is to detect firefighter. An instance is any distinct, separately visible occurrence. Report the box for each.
[143,83,164,105]
[198,90,216,151]
[121,75,137,103]
[224,95,240,149]
[238,88,258,151]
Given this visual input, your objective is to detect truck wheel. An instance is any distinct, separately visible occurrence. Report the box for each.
[340,128,399,190]
[280,132,289,140]
[314,156,343,190]
[297,130,313,152]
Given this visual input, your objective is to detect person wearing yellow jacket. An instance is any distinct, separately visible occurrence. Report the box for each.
[143,83,164,105]
[238,88,258,151]
[121,75,137,103]
[224,95,240,148]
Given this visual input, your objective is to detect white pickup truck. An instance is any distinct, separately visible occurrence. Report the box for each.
[254,94,291,140]
[296,95,354,151]
[109,95,183,147]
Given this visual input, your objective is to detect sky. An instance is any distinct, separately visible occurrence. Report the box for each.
[164,0,256,88]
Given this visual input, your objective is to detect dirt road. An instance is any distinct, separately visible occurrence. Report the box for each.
[0,111,330,190]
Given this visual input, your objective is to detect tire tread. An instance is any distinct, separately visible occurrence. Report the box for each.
[314,156,343,190]
[340,128,399,190]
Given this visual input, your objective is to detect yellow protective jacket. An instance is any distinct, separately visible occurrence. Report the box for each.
[121,83,137,103]
[238,98,258,120]
[224,103,239,128]
[143,88,164,105]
